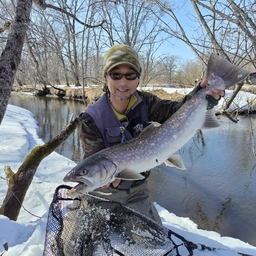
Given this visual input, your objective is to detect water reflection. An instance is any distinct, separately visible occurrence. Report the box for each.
[9,94,256,246]
[9,94,86,162]
[148,116,256,246]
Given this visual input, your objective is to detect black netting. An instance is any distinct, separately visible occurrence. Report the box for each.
[43,185,219,256]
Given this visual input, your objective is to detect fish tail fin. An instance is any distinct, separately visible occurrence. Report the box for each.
[206,54,250,89]
[202,109,221,128]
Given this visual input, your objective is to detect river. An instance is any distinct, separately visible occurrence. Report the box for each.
[9,93,256,246]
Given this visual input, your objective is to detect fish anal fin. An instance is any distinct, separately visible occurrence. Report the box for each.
[202,109,221,128]
[165,155,186,170]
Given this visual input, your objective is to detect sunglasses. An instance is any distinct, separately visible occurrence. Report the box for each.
[107,72,139,80]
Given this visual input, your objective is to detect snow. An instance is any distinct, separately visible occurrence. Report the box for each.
[0,91,256,255]
[145,87,256,112]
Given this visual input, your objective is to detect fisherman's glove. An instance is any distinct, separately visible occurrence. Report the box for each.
[196,83,224,110]
[205,94,219,110]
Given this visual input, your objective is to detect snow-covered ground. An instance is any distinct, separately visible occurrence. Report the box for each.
[0,89,256,255]
[145,87,256,112]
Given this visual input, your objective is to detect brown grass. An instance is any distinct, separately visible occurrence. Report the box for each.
[149,89,185,101]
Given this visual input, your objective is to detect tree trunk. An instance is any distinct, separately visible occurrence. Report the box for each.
[0,117,79,221]
[0,0,33,125]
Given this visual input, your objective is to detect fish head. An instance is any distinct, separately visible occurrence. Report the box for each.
[63,154,117,197]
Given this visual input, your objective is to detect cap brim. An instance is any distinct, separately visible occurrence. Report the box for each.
[106,62,140,74]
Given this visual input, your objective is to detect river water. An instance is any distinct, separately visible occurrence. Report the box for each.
[9,93,256,246]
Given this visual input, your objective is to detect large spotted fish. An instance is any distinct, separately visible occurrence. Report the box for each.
[63,54,249,196]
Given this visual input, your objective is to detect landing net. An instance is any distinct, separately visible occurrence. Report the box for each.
[43,185,219,256]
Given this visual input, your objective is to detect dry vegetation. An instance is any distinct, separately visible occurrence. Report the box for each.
[242,85,256,95]
[12,85,256,107]
[12,86,184,104]
[148,89,185,101]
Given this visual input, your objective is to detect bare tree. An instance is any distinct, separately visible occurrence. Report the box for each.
[80,0,106,102]
[3,0,107,88]
[175,59,204,87]
[188,0,255,115]
[100,0,170,85]
[0,0,103,220]
[150,0,254,116]
[27,9,71,87]
[0,0,33,126]
[152,0,255,65]
[158,55,181,85]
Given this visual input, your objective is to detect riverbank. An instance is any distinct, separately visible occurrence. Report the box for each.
[11,84,189,106]
[12,84,256,114]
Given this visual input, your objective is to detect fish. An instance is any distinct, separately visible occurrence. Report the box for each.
[63,53,250,196]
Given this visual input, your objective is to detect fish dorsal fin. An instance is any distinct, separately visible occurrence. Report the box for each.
[118,169,145,180]
[202,109,221,128]
[140,123,156,134]
[165,154,186,170]
[207,54,250,89]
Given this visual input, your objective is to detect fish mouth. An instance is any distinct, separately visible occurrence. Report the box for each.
[74,182,87,190]
[63,172,93,187]
[69,182,87,193]
[66,180,93,198]
[64,176,94,197]
[70,178,94,189]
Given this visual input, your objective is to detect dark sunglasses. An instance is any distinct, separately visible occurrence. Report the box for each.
[107,72,139,80]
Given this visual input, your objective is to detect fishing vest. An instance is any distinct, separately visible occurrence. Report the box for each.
[86,91,149,148]
[86,91,150,191]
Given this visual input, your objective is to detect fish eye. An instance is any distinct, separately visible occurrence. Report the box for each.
[82,169,87,175]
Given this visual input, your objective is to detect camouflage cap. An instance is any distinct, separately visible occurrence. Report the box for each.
[103,44,141,75]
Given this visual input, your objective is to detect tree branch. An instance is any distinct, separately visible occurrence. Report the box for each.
[0,22,11,34]
[0,117,80,220]
[33,0,46,10]
[44,3,105,28]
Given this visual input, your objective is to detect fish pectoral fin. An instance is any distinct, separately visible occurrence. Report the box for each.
[139,122,161,135]
[165,155,186,170]
[140,123,156,134]
[118,169,145,180]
